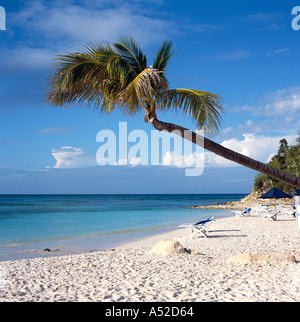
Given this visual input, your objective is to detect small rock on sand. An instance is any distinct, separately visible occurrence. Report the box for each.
[150,239,199,255]
[150,239,185,255]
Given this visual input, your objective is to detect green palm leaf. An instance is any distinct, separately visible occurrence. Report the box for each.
[117,68,168,114]
[153,40,175,72]
[46,42,133,112]
[155,89,223,134]
[113,36,147,75]
[45,36,223,133]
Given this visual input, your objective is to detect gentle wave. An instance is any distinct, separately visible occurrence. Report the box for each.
[0,225,174,248]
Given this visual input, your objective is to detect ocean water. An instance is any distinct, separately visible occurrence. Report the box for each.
[0,194,246,261]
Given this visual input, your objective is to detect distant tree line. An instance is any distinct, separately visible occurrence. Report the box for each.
[254,131,300,193]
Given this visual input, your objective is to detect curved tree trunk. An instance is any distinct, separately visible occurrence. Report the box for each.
[148,114,300,189]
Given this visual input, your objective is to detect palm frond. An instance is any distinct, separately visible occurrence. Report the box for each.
[117,68,169,114]
[155,89,223,134]
[46,54,103,106]
[113,36,147,74]
[105,53,137,88]
[81,41,112,56]
[153,40,175,72]
[45,42,131,112]
[45,36,225,135]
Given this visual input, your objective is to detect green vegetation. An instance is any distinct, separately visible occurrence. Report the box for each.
[254,132,300,193]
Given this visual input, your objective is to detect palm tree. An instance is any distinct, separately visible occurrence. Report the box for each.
[45,37,300,189]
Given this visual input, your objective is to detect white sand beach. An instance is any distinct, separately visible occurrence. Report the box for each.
[0,212,299,302]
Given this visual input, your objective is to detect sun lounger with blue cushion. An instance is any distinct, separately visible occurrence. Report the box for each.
[231,208,251,217]
[178,216,215,238]
[284,209,296,218]
[263,211,280,221]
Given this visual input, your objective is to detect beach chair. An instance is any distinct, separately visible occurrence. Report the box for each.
[276,203,286,211]
[178,216,215,238]
[252,205,269,215]
[263,211,280,221]
[231,208,251,217]
[284,209,296,218]
[252,205,261,214]
[258,206,271,214]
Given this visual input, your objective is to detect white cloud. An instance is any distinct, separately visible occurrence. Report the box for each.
[114,157,142,166]
[3,1,176,72]
[205,133,297,167]
[11,1,176,47]
[114,158,128,166]
[51,133,298,170]
[221,127,234,135]
[129,157,142,166]
[52,146,97,168]
[267,48,290,57]
[114,150,205,168]
[39,127,71,135]
[162,151,204,168]
[251,86,300,118]
[228,86,300,136]
[53,148,146,168]
[4,0,225,73]
[242,13,286,30]
[1,47,56,71]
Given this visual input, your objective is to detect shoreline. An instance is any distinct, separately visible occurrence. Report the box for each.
[1,211,299,302]
[0,208,235,262]
[0,193,294,261]
[0,225,180,262]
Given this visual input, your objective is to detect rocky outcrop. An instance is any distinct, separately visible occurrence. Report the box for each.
[190,187,293,210]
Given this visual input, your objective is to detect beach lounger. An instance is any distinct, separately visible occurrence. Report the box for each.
[284,210,296,218]
[263,211,280,221]
[231,208,251,217]
[178,216,215,238]
[252,205,270,214]
[258,206,271,214]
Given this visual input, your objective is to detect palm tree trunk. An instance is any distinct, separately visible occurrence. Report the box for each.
[148,114,300,189]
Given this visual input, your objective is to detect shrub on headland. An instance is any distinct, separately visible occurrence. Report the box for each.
[254,132,300,194]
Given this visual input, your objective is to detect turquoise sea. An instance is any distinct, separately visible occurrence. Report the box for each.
[0,194,246,261]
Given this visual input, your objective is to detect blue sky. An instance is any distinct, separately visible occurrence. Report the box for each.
[0,0,299,194]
